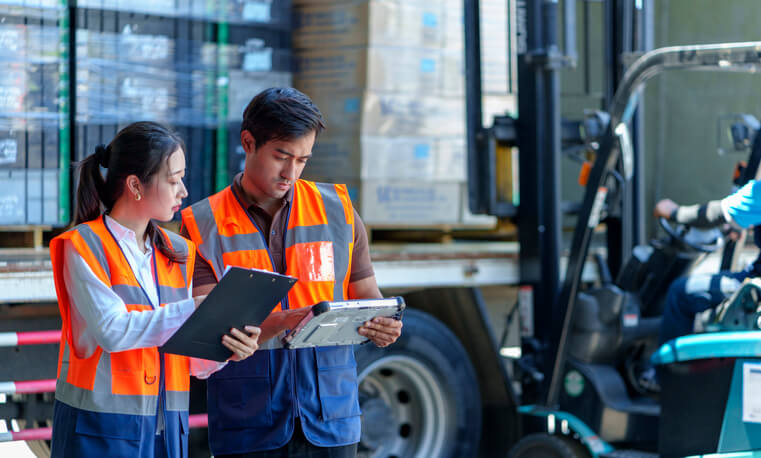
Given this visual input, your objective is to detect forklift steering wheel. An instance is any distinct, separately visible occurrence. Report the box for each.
[658,217,717,253]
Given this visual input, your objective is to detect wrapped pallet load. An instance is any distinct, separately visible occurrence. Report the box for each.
[0,3,68,225]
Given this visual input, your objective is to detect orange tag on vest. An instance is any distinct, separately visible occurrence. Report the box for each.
[294,241,335,282]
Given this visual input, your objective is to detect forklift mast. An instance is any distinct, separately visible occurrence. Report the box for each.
[466,0,650,404]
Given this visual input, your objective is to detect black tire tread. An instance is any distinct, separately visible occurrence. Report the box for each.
[508,433,590,458]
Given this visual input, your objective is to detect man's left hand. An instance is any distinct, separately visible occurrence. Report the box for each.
[358,316,402,347]
[224,325,261,362]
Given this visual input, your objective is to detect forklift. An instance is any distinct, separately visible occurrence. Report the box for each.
[466,0,761,456]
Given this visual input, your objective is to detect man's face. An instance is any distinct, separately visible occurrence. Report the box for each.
[241,130,315,200]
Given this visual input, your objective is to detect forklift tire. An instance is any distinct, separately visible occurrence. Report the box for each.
[507,433,590,458]
[355,308,481,458]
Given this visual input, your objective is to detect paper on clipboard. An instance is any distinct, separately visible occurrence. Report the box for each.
[743,362,761,423]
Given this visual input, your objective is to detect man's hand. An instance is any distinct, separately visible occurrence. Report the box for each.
[654,198,678,219]
[223,325,261,361]
[358,316,403,347]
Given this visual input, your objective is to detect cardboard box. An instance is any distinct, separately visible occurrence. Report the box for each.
[361,135,465,181]
[293,0,445,50]
[0,129,25,168]
[304,134,465,182]
[0,169,25,225]
[309,90,465,137]
[0,169,57,225]
[295,46,462,96]
[27,169,59,225]
[359,180,462,225]
[444,0,515,95]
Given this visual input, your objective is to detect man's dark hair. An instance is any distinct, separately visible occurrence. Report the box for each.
[241,87,325,148]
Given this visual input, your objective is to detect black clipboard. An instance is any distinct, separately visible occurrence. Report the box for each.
[160,266,297,361]
[282,297,405,349]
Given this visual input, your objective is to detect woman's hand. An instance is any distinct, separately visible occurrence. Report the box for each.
[192,295,207,309]
[223,325,261,362]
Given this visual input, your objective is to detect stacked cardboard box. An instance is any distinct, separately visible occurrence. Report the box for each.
[293,0,515,226]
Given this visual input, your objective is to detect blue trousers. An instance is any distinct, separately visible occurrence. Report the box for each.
[51,400,188,458]
[659,269,751,344]
[217,418,357,458]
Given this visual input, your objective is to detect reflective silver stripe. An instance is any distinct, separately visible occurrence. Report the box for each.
[75,224,111,280]
[220,232,268,254]
[190,199,226,281]
[285,225,333,247]
[55,348,159,416]
[112,284,187,307]
[59,343,70,382]
[55,380,158,416]
[159,285,189,304]
[165,390,190,411]
[315,183,353,301]
[112,284,152,306]
[163,230,190,281]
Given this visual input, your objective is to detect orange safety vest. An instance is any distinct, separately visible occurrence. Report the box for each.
[181,179,355,310]
[49,216,196,416]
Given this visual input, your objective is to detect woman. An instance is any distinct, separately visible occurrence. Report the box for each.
[49,122,260,457]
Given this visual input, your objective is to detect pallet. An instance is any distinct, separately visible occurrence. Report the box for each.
[0,226,66,251]
[367,219,518,244]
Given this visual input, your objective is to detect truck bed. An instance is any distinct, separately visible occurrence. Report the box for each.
[0,242,609,303]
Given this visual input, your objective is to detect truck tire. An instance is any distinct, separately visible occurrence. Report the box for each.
[507,433,590,458]
[355,308,481,458]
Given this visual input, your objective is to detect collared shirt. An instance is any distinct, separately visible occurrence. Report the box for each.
[186,174,375,289]
[63,215,223,378]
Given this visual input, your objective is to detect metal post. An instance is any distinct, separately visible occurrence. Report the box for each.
[516,0,562,394]
[465,0,485,214]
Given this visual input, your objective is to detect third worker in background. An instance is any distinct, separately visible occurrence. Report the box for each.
[181,87,403,457]
[655,178,761,344]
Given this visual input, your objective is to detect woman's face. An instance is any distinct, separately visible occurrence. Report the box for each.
[142,148,188,222]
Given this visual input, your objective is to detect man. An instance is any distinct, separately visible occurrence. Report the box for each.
[655,178,761,344]
[180,87,402,457]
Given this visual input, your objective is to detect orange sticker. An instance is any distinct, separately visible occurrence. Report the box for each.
[294,242,335,282]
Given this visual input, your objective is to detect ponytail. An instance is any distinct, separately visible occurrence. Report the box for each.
[73,144,110,225]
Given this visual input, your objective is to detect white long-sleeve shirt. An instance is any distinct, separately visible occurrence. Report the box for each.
[63,215,225,379]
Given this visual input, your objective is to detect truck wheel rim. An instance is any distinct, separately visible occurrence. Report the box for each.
[358,355,449,458]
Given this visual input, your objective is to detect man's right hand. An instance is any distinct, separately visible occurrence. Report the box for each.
[654,198,678,219]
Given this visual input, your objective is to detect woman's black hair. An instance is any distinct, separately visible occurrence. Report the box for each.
[74,121,187,264]
[241,87,326,147]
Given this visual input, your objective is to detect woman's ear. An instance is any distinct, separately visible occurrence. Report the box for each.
[126,174,142,198]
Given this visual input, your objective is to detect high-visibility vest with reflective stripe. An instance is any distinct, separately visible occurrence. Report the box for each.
[181,179,355,308]
[181,180,361,453]
[50,216,195,416]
